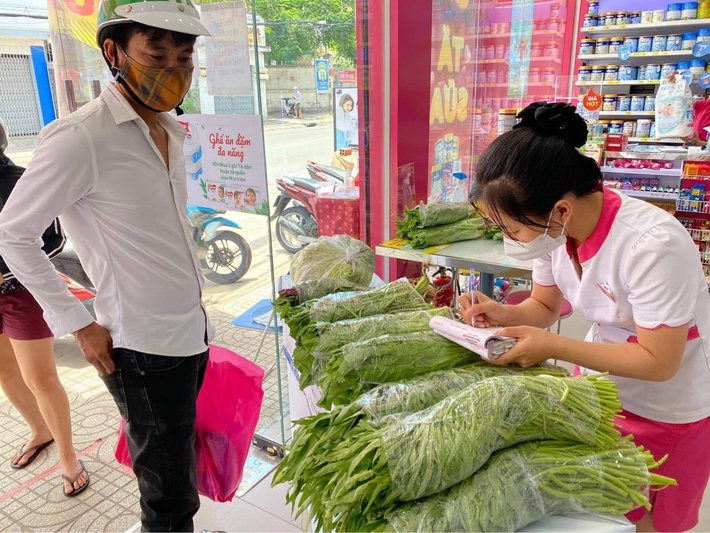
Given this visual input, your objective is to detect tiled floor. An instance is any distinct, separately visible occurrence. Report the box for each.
[0,273,295,532]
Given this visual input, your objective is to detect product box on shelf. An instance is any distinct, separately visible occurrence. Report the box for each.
[605,133,629,152]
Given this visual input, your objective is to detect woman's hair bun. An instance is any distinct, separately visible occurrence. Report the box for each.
[513,101,589,148]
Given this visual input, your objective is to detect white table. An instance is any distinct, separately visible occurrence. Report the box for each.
[376,239,534,297]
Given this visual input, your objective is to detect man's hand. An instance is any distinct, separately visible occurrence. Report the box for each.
[74,322,115,376]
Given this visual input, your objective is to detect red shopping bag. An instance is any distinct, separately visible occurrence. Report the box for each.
[114,345,265,502]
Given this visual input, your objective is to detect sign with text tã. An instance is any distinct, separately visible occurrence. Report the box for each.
[178,114,269,216]
[316,59,330,92]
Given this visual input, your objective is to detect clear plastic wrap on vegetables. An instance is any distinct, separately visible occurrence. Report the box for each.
[318,331,479,407]
[313,308,453,358]
[290,234,375,286]
[407,216,487,249]
[273,278,367,318]
[316,375,622,528]
[396,202,474,239]
[275,363,569,530]
[383,440,676,533]
[285,280,432,339]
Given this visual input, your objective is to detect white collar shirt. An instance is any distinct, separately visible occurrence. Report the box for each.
[532,187,710,423]
[0,83,213,356]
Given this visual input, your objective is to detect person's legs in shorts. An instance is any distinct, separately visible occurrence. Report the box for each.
[0,333,53,466]
[620,410,710,532]
[104,348,208,532]
[2,288,89,494]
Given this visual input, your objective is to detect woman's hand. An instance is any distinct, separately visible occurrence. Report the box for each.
[458,291,508,328]
[488,326,562,367]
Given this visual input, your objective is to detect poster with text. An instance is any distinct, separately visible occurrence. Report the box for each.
[316,59,330,92]
[428,1,472,201]
[202,1,253,96]
[178,114,269,216]
[507,0,534,98]
[334,87,359,150]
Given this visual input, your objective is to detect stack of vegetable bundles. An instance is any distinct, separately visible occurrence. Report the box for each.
[395,201,503,248]
[272,280,676,532]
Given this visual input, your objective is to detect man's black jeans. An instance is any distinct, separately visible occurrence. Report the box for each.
[102,348,209,532]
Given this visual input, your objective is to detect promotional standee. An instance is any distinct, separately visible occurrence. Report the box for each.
[333,87,359,150]
[179,114,270,216]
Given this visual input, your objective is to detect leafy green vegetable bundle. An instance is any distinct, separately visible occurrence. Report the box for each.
[396,202,473,239]
[318,331,479,407]
[407,216,487,249]
[293,308,454,388]
[274,363,571,528]
[290,234,376,286]
[272,278,367,320]
[381,440,676,533]
[284,280,431,339]
[305,375,622,528]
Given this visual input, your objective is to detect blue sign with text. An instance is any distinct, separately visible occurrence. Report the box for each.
[315,59,330,92]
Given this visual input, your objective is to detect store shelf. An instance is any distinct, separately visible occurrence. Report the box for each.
[598,111,655,119]
[605,151,690,160]
[576,80,660,86]
[477,83,561,88]
[578,51,696,66]
[581,19,710,38]
[600,166,680,177]
[689,228,710,242]
[677,199,710,213]
[623,189,679,201]
[479,30,564,39]
[478,58,562,65]
[629,137,685,144]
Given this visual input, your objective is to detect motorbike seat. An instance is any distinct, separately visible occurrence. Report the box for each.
[289,177,323,193]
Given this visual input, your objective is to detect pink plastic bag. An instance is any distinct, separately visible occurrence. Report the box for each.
[114,345,265,502]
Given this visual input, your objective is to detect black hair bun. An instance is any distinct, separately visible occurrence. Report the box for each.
[513,101,589,148]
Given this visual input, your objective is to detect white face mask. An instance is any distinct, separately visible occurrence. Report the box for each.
[503,212,567,261]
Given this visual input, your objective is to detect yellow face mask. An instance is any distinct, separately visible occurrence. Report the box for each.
[114,47,193,113]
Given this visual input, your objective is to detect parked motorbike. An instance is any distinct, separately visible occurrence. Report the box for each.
[53,242,96,318]
[271,176,322,254]
[188,205,252,284]
[281,95,297,118]
[305,160,349,184]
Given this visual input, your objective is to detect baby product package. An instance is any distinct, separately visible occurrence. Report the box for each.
[655,73,694,139]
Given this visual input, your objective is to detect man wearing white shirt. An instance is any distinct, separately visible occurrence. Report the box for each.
[0,1,212,530]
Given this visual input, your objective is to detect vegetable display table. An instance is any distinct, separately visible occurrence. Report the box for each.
[376,239,533,298]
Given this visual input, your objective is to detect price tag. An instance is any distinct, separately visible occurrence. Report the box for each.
[618,44,631,61]
[582,88,602,113]
[699,72,710,89]
[693,41,710,58]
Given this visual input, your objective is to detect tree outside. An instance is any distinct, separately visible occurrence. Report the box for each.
[252,0,356,67]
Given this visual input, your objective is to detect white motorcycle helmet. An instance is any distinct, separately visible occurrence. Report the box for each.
[96,0,211,46]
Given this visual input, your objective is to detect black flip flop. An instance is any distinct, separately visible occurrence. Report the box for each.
[62,459,90,497]
[9,439,55,469]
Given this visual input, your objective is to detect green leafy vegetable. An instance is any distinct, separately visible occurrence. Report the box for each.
[318,331,480,407]
[272,278,366,322]
[407,216,486,249]
[293,308,453,388]
[274,362,572,528]
[292,375,623,529]
[396,202,474,239]
[284,280,431,340]
[380,440,676,532]
[290,234,375,286]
